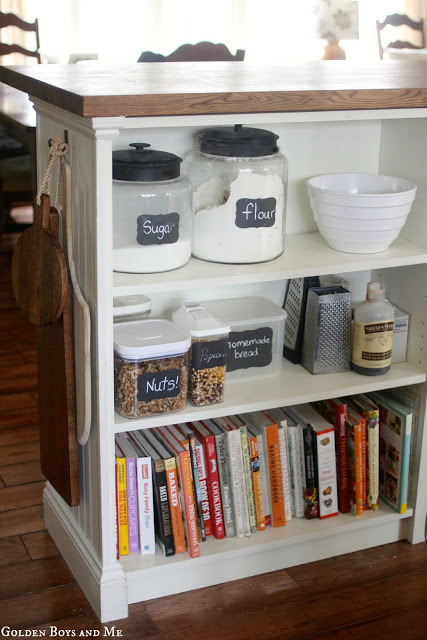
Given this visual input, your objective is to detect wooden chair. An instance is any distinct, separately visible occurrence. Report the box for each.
[376,13,425,59]
[0,11,40,238]
[138,41,245,62]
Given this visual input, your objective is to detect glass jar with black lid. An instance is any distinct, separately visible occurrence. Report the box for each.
[183,125,288,264]
[112,143,192,273]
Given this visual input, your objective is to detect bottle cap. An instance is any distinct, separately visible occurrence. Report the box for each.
[366,282,385,301]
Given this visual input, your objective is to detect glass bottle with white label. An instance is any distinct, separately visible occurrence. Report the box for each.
[352,282,395,376]
[183,125,288,264]
[113,143,192,273]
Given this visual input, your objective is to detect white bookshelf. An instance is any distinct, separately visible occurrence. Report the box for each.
[8,63,425,623]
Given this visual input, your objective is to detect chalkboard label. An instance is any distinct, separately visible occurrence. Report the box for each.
[235,198,276,229]
[137,212,180,245]
[137,369,181,401]
[191,339,227,371]
[226,327,273,372]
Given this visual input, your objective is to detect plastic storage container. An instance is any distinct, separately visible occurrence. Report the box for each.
[113,319,191,418]
[202,297,287,379]
[113,294,152,323]
[113,143,192,273]
[352,282,394,376]
[172,300,230,406]
[183,125,288,264]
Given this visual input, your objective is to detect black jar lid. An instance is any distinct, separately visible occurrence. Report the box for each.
[112,143,182,181]
[197,124,279,157]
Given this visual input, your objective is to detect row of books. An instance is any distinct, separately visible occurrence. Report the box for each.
[114,386,417,558]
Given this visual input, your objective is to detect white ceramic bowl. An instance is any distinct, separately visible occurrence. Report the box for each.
[307,173,417,253]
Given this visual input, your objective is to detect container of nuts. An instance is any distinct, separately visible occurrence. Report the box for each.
[113,319,191,418]
[172,300,229,406]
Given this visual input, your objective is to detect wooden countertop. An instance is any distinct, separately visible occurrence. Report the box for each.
[2,61,427,118]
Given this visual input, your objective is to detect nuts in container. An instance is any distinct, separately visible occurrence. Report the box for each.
[172,301,229,407]
[113,319,191,418]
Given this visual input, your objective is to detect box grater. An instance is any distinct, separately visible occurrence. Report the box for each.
[283,276,320,364]
[301,286,352,374]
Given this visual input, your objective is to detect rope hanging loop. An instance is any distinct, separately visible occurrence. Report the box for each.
[36,137,69,214]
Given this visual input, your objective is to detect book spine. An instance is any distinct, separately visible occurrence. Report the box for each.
[187,431,206,542]
[137,457,155,554]
[116,456,129,556]
[226,430,245,538]
[126,456,139,553]
[240,425,257,533]
[249,435,266,530]
[153,459,175,556]
[313,428,338,519]
[256,433,271,525]
[399,414,412,514]
[115,459,119,560]
[335,404,350,513]
[180,450,200,557]
[365,409,380,510]
[348,423,364,516]
[195,443,212,536]
[287,425,305,518]
[265,424,286,527]
[302,426,319,519]
[204,435,225,539]
[234,428,251,536]
[278,424,292,522]
[361,419,367,511]
[215,433,236,537]
[164,457,186,554]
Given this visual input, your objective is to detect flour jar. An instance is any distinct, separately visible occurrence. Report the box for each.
[113,143,192,273]
[183,125,288,263]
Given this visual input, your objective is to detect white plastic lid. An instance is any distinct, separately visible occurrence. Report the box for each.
[172,300,230,338]
[113,319,191,359]
[113,295,152,317]
[366,282,385,301]
[202,296,287,325]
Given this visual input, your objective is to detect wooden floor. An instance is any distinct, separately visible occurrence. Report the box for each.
[1,229,427,639]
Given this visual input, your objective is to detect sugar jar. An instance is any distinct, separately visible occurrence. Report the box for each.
[113,143,192,273]
[183,125,288,264]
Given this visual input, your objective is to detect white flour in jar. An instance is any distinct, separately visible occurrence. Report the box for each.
[192,172,285,263]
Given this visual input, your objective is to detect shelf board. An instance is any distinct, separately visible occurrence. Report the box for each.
[121,503,413,604]
[114,360,425,433]
[112,233,427,294]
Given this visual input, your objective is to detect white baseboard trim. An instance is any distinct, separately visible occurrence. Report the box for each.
[44,483,128,623]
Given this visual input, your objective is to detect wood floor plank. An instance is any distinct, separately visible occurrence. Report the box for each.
[0,407,40,430]
[0,440,40,467]
[0,459,44,487]
[0,536,30,567]
[27,603,160,638]
[0,424,40,446]
[0,556,74,600]
[158,602,315,640]
[297,565,427,632]
[287,540,427,600]
[21,530,60,560]
[0,481,44,512]
[0,369,38,394]
[0,505,44,538]
[146,570,300,632]
[0,392,37,413]
[0,583,92,629]
[302,605,427,639]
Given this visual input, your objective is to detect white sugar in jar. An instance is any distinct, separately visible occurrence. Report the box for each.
[113,143,192,273]
[183,125,288,264]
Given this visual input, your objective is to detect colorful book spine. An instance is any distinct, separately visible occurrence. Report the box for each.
[285,421,305,518]
[177,423,206,542]
[114,456,119,560]
[125,454,139,553]
[239,424,257,534]
[347,408,365,516]
[211,426,236,537]
[136,456,155,554]
[216,419,245,538]
[115,449,129,556]
[164,456,186,554]
[277,422,292,522]
[350,394,380,510]
[248,434,266,530]
[180,448,200,557]
[312,398,350,513]
[301,425,319,519]
[195,441,212,536]
[264,422,286,527]
[234,425,251,536]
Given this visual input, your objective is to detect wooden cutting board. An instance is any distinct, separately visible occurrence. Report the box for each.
[36,209,80,507]
[11,194,68,326]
